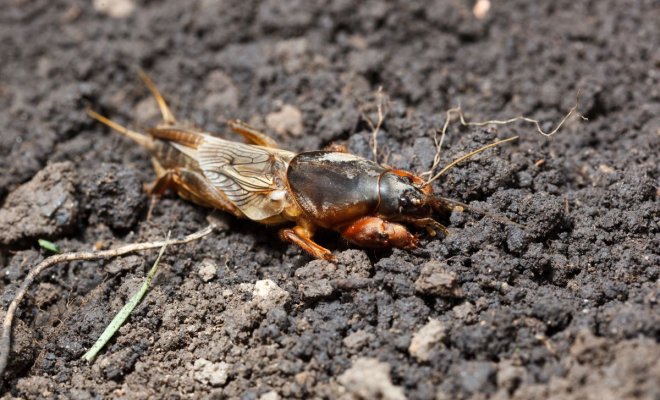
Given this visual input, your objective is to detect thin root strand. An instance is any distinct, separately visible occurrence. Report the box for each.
[422,90,586,181]
[423,136,519,186]
[359,87,390,164]
[0,224,215,384]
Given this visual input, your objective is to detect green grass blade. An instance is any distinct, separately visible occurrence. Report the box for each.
[38,239,60,253]
[82,231,171,363]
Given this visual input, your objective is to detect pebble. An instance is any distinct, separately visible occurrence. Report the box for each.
[192,359,230,387]
[414,261,464,298]
[197,259,218,282]
[259,391,280,400]
[266,105,304,137]
[453,302,475,319]
[252,279,290,312]
[338,358,406,400]
[409,319,447,362]
[343,330,376,350]
[93,0,135,18]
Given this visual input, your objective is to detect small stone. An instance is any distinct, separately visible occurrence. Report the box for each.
[409,319,447,362]
[294,371,314,386]
[238,283,255,294]
[473,0,491,19]
[252,279,290,312]
[93,0,135,18]
[338,358,406,400]
[274,38,310,73]
[259,391,280,400]
[343,330,376,350]
[266,105,304,137]
[193,359,230,387]
[198,259,218,282]
[453,302,475,319]
[415,261,464,298]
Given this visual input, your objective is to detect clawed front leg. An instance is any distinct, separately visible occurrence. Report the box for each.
[340,216,418,249]
[405,217,449,237]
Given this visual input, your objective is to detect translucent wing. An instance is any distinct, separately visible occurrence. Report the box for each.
[193,136,295,221]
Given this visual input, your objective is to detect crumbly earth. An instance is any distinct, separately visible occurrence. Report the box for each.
[1,0,658,399]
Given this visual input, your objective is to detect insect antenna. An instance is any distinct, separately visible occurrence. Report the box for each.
[422,136,519,187]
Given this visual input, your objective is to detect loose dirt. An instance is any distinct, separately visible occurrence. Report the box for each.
[1,0,657,398]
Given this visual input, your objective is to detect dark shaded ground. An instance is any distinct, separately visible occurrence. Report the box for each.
[1,0,658,398]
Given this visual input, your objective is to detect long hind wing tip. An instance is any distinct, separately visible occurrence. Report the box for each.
[136,70,177,124]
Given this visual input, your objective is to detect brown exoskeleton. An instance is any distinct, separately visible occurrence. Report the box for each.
[87,73,517,261]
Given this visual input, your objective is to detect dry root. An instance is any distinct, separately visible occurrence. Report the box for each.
[0,225,215,384]
[359,87,390,164]
[422,91,586,185]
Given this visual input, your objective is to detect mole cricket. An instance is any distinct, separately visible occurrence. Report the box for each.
[88,72,523,261]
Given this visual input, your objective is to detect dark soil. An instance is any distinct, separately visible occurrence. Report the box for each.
[1,0,658,398]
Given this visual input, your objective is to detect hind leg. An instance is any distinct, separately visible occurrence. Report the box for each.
[279,222,335,261]
[227,119,280,148]
[145,164,243,218]
[171,168,243,217]
[144,168,175,220]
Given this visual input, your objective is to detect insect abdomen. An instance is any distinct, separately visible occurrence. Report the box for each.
[152,140,201,172]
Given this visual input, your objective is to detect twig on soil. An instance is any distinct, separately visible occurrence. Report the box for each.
[0,225,215,383]
[82,232,171,363]
[422,91,586,183]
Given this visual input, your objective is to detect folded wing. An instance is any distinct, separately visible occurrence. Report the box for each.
[192,136,295,221]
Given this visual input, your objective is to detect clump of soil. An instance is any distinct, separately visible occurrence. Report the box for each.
[1,1,658,399]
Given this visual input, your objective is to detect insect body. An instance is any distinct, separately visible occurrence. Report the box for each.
[88,73,453,261]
